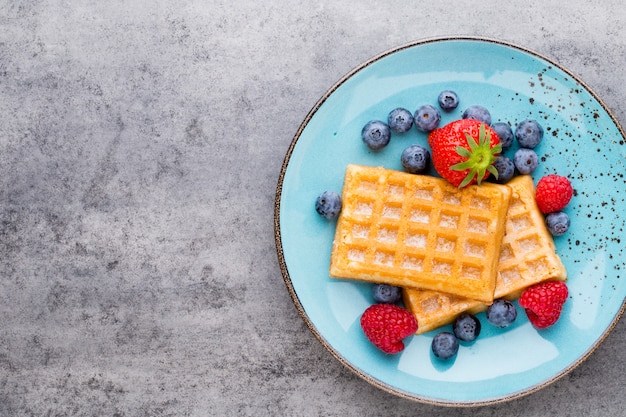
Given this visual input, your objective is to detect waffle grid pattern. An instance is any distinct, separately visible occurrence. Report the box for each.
[402,289,485,335]
[494,175,567,298]
[402,175,567,334]
[330,165,511,302]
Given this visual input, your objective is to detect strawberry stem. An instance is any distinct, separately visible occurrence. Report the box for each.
[450,123,502,187]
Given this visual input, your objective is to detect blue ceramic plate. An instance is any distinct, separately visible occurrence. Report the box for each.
[274,37,625,406]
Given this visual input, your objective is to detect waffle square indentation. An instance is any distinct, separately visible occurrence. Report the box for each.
[432,259,453,275]
[410,207,431,223]
[382,204,402,219]
[352,224,370,239]
[403,255,424,271]
[465,240,486,257]
[436,236,456,252]
[420,296,441,313]
[406,232,427,248]
[461,265,483,280]
[374,250,394,266]
[470,195,490,210]
[377,227,398,244]
[519,236,541,254]
[467,217,489,234]
[439,213,460,228]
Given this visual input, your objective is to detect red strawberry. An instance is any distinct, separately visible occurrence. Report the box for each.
[535,174,573,214]
[428,119,502,188]
[519,281,569,329]
[360,304,418,354]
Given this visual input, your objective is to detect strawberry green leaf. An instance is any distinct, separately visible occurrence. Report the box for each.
[451,123,501,187]
[456,146,472,158]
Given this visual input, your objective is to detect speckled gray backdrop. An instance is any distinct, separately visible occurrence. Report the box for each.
[1,1,625,416]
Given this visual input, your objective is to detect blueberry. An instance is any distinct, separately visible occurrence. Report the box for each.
[387,108,414,133]
[486,299,517,328]
[414,104,441,132]
[372,284,402,304]
[491,122,514,150]
[491,156,515,184]
[462,105,492,125]
[315,191,342,219]
[515,119,544,148]
[513,148,539,174]
[401,144,431,174]
[431,332,459,359]
[545,211,570,236]
[437,90,459,111]
[361,120,391,150]
[453,313,481,342]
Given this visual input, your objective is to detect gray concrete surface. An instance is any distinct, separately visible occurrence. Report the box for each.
[1,1,625,416]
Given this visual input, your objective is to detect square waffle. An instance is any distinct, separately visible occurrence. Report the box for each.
[494,174,568,299]
[402,175,567,334]
[402,289,486,335]
[329,164,512,303]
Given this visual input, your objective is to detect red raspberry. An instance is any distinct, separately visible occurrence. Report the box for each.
[535,174,573,214]
[360,304,418,354]
[519,281,569,329]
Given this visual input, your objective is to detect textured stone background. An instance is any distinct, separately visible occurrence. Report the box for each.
[1,1,625,416]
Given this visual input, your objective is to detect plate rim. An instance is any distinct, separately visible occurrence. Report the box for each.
[273,35,626,407]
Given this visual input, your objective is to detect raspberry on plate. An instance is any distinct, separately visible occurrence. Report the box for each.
[519,281,569,329]
[535,174,573,214]
[360,304,418,354]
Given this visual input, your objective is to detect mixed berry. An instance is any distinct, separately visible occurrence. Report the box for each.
[515,119,544,148]
[437,90,459,112]
[400,144,430,174]
[414,104,441,132]
[452,313,481,342]
[361,120,391,150]
[315,89,575,359]
[462,104,492,125]
[545,212,570,236]
[360,304,417,354]
[486,299,518,328]
[513,148,539,174]
[431,332,459,359]
[387,108,414,133]
[315,191,342,220]
[491,156,515,184]
[519,281,569,329]
[491,122,514,150]
[372,284,403,304]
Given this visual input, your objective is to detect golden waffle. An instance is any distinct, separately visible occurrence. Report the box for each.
[402,289,486,334]
[329,164,512,303]
[402,175,567,334]
[494,175,567,299]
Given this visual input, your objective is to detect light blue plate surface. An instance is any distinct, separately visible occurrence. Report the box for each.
[275,37,626,406]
